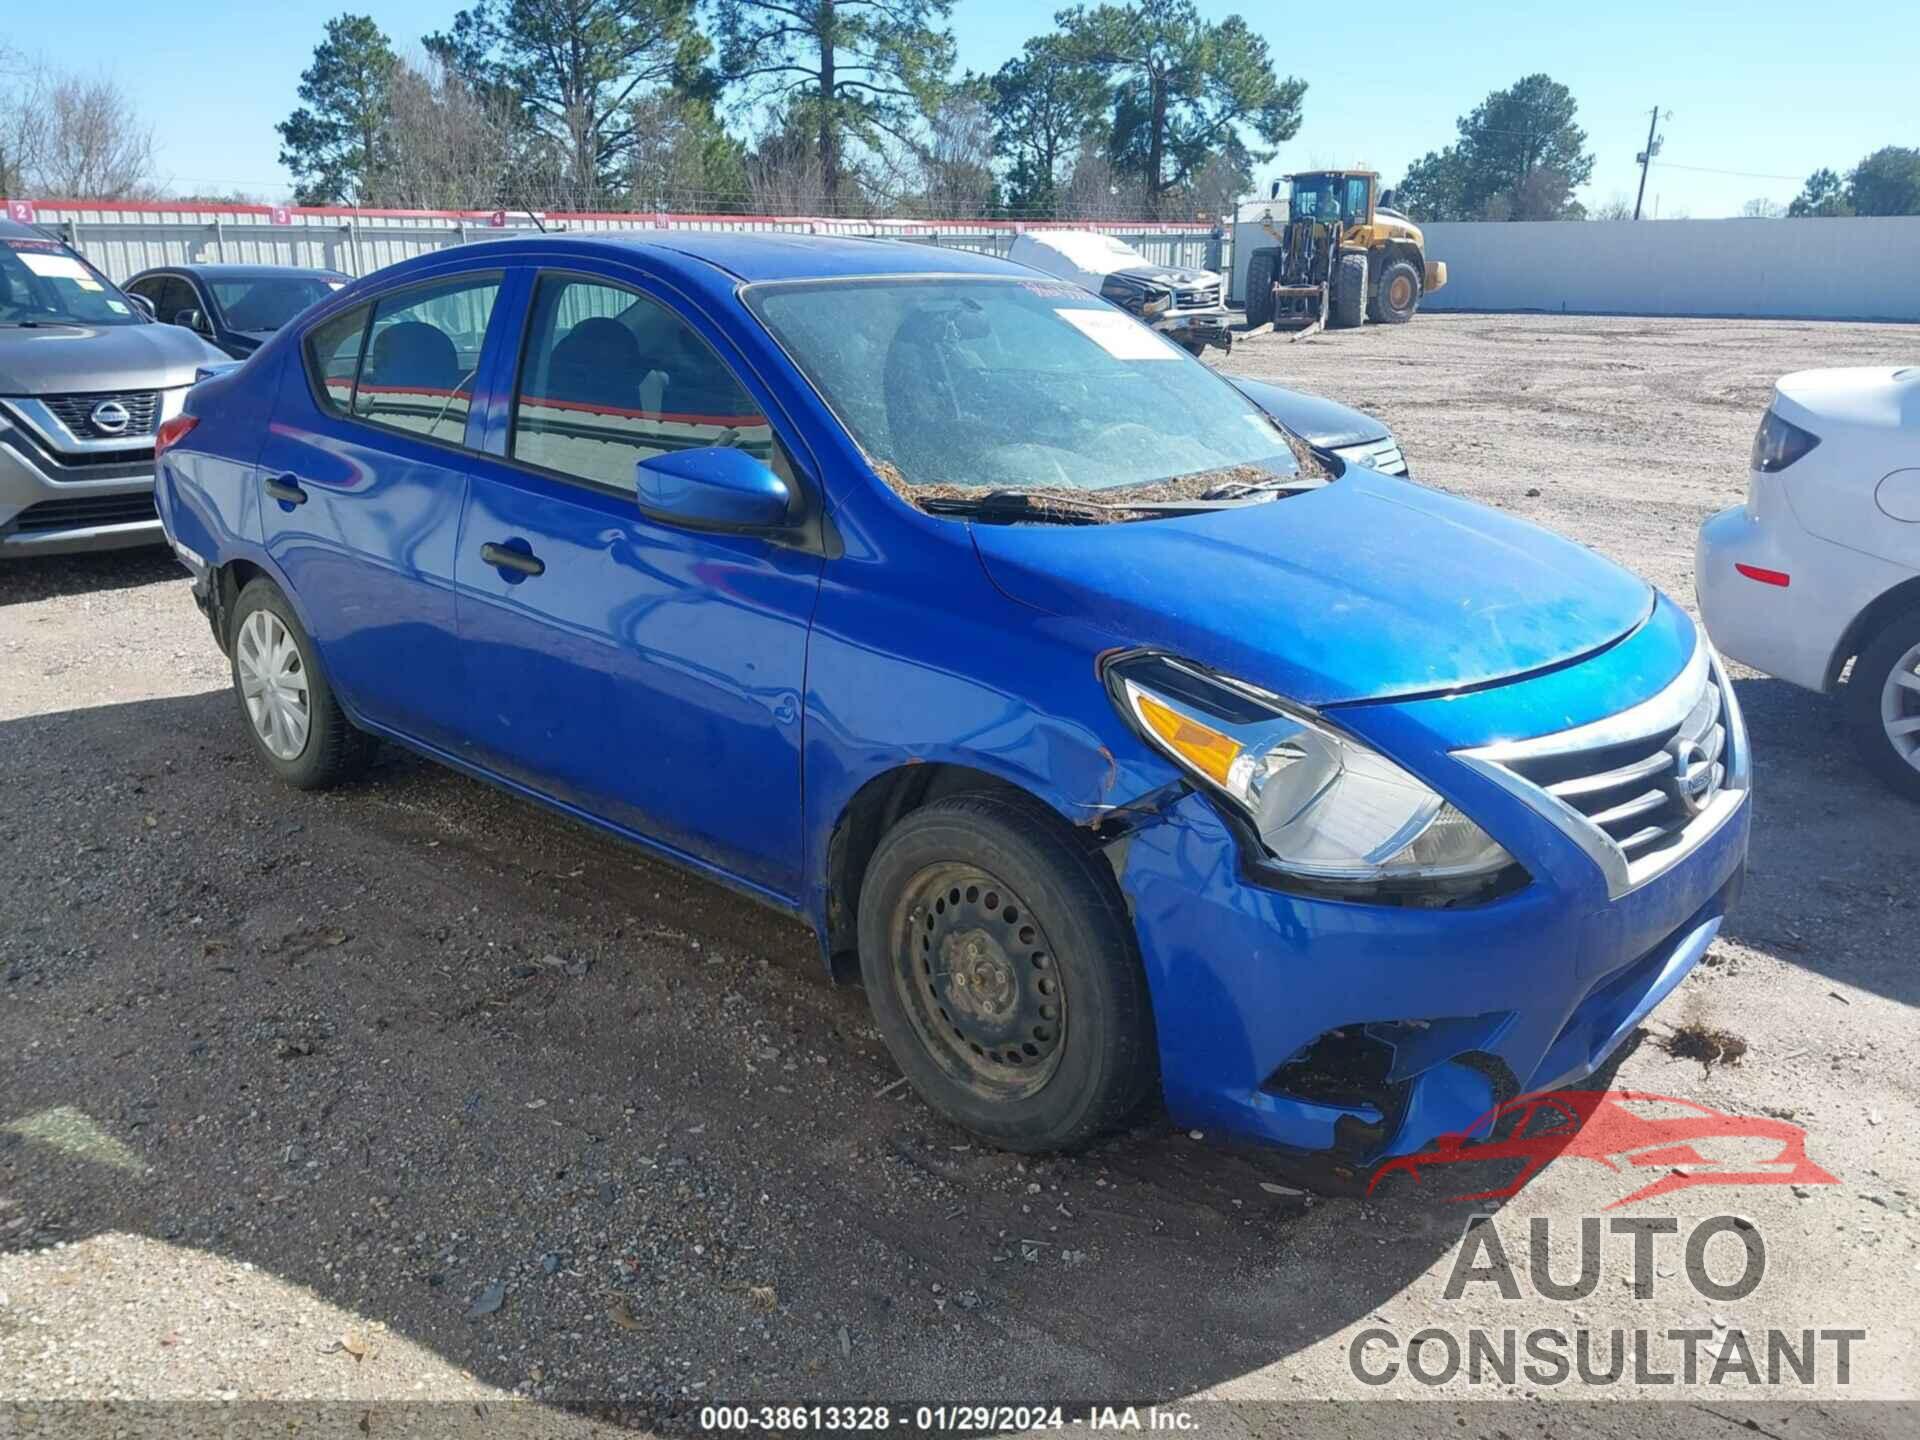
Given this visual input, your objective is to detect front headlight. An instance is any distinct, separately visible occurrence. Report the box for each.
[1107,655,1515,889]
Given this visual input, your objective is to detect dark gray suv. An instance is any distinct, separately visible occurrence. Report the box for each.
[1,219,227,557]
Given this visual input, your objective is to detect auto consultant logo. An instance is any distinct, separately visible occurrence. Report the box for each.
[1350,1213,1868,1390]
[88,399,132,436]
[1368,1089,1837,1209]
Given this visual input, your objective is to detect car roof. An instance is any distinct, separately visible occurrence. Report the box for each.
[0,217,59,243]
[132,263,350,280]
[372,230,1030,289]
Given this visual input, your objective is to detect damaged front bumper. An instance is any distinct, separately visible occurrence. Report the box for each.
[1150,307,1234,351]
[1111,620,1750,1180]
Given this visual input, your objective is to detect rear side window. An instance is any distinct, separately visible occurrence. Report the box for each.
[510,274,771,492]
[352,276,500,443]
[305,305,368,415]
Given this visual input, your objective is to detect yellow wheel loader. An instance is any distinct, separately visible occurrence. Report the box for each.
[1244,171,1448,338]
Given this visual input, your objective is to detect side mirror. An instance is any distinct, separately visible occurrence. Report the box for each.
[125,293,156,319]
[635,446,791,532]
[173,308,210,335]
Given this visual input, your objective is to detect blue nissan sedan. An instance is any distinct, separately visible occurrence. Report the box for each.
[153,233,1749,1174]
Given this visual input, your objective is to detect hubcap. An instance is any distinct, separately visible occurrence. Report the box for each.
[1880,641,1920,773]
[236,609,311,761]
[891,864,1066,1099]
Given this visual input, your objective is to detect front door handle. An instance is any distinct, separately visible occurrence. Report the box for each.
[480,541,545,578]
[263,475,307,506]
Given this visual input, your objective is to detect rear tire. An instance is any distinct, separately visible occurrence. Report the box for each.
[1331,253,1367,329]
[1369,257,1421,324]
[1844,608,1920,802]
[230,578,373,790]
[857,791,1156,1152]
[1245,249,1277,328]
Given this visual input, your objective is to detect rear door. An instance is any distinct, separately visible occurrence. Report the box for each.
[257,269,508,751]
[452,266,824,899]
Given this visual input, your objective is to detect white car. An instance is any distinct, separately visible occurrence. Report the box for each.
[1006,229,1232,355]
[1698,366,1920,798]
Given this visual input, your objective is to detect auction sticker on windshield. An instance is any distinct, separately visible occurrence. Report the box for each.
[16,251,96,283]
[1056,306,1178,360]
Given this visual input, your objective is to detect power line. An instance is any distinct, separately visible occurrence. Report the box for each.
[1649,160,1805,183]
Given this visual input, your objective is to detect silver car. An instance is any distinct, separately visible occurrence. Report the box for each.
[1,218,226,557]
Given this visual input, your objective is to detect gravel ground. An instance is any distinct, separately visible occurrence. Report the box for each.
[2,314,1916,1433]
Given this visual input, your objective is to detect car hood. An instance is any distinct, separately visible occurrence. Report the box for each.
[1226,375,1390,451]
[970,469,1653,706]
[0,321,227,393]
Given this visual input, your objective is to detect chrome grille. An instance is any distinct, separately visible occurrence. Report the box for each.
[41,391,161,439]
[1457,638,1749,899]
[1174,282,1221,308]
[1332,436,1408,476]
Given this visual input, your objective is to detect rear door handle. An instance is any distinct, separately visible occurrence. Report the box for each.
[263,475,307,506]
[480,541,545,578]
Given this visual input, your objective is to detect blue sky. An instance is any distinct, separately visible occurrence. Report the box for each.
[8,0,1909,216]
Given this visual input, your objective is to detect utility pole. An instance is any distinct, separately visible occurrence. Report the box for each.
[1633,106,1665,220]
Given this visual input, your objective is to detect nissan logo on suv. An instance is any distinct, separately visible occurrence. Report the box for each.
[88,399,132,436]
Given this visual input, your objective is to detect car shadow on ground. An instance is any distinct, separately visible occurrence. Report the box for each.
[1,689,1487,1413]
[0,545,181,608]
[1719,673,1920,1007]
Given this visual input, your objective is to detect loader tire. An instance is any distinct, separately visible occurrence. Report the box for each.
[1331,253,1367,329]
[1369,257,1421,324]
[1245,249,1277,328]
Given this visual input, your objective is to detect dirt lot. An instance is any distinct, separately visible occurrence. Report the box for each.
[2,314,1917,1434]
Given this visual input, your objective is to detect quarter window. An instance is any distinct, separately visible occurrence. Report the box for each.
[510,275,771,492]
[304,304,369,415]
[352,276,499,443]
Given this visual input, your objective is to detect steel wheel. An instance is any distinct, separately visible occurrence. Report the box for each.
[891,862,1067,1101]
[1387,270,1416,313]
[1879,640,1920,773]
[236,607,311,761]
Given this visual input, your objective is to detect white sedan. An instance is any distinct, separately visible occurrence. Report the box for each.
[1698,366,1920,798]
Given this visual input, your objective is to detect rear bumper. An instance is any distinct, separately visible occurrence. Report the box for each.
[0,414,164,558]
[1697,498,1914,693]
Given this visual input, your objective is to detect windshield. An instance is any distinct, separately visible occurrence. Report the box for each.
[210,276,343,332]
[749,278,1301,496]
[1289,175,1369,223]
[0,239,144,327]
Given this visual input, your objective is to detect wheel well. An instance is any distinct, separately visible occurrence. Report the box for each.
[823,763,1031,980]
[1374,244,1422,285]
[1827,575,1920,689]
[209,558,267,653]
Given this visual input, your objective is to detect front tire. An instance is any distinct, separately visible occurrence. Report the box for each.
[1845,608,1920,801]
[857,791,1156,1152]
[1245,249,1278,328]
[230,578,372,790]
[1331,253,1367,329]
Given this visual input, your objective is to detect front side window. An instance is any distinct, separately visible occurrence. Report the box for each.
[511,275,772,492]
[750,278,1299,495]
[350,275,499,443]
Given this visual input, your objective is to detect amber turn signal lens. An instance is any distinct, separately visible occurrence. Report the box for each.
[1133,691,1241,787]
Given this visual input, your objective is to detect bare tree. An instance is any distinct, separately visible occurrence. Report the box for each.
[1740,196,1786,219]
[1588,193,1634,221]
[1059,138,1147,220]
[0,51,156,200]
[914,84,996,217]
[373,55,521,209]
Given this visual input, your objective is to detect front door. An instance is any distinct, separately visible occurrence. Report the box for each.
[454,270,822,900]
[257,270,505,752]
